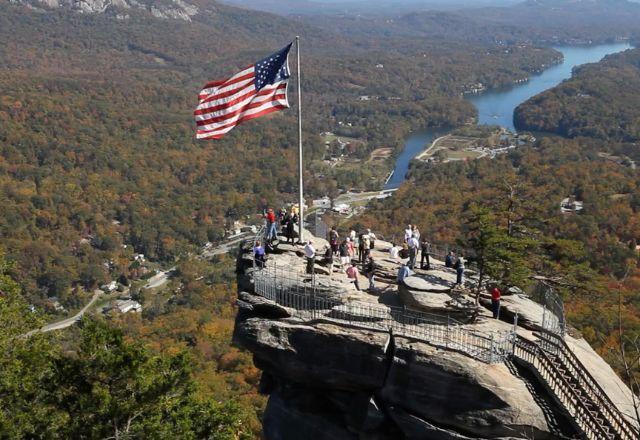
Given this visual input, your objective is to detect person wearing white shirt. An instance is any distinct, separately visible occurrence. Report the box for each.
[407,235,419,269]
[304,241,316,274]
[389,243,400,259]
[404,224,413,242]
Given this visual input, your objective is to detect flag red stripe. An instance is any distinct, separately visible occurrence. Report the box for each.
[198,68,255,101]
[195,88,257,117]
[197,105,288,139]
[197,99,288,134]
[198,77,255,105]
[195,83,287,122]
[196,92,287,128]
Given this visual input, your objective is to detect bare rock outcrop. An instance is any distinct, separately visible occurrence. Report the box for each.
[234,231,636,439]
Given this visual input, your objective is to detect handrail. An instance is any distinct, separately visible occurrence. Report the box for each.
[250,242,513,364]
[535,329,639,439]
[248,228,638,439]
[514,335,616,439]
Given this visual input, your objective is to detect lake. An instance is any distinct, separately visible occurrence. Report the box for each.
[384,42,632,190]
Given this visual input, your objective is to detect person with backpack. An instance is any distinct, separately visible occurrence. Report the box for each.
[364,257,376,292]
[339,239,350,272]
[329,228,340,255]
[420,238,431,270]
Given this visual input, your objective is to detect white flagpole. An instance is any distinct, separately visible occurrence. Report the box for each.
[295,36,304,244]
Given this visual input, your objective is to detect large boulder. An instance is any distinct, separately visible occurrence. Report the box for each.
[234,318,391,390]
[381,339,553,438]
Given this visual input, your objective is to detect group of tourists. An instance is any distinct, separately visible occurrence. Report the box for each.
[324,228,378,292]
[254,205,300,267]
[254,214,503,320]
[263,206,300,244]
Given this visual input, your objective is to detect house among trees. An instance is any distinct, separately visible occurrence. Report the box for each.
[114,299,142,314]
[560,196,584,214]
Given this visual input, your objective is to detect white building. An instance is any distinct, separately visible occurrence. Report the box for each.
[101,281,118,293]
[115,299,142,314]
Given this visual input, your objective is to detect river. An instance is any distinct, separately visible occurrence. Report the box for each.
[384,42,632,190]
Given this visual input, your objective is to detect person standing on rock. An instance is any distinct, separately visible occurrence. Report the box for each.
[420,237,431,270]
[491,286,502,319]
[361,232,371,266]
[347,237,355,261]
[404,224,413,243]
[407,234,419,269]
[329,228,340,255]
[445,251,455,268]
[304,240,316,275]
[339,239,350,272]
[284,212,296,244]
[364,257,376,292]
[397,263,412,285]
[412,225,421,241]
[346,262,361,291]
[253,240,266,268]
[367,229,377,251]
[265,208,277,241]
[454,256,465,285]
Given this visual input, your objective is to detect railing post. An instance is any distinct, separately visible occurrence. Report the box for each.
[512,313,519,356]
[490,332,496,363]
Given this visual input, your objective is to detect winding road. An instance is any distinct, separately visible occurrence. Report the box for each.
[25,289,103,336]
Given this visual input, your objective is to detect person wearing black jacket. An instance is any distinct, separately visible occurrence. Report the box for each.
[420,238,431,270]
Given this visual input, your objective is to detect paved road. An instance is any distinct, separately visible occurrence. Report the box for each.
[25,290,103,336]
[143,267,176,289]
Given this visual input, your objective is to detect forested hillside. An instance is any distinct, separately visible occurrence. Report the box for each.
[356,137,640,375]
[514,47,640,142]
[0,1,559,308]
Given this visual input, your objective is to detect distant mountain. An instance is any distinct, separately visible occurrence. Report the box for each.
[9,0,203,20]
[216,0,521,16]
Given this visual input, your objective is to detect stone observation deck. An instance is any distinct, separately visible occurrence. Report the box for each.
[233,228,639,439]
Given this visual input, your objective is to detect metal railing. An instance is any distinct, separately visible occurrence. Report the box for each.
[247,227,638,439]
[251,227,513,364]
[515,334,638,439]
[254,261,514,364]
[532,283,566,337]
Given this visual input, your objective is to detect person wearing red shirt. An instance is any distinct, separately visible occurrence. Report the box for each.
[265,208,277,241]
[491,286,502,319]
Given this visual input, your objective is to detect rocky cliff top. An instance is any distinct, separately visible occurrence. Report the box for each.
[234,228,638,439]
[10,0,204,20]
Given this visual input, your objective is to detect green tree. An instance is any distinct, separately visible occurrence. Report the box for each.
[49,319,249,439]
[464,205,533,303]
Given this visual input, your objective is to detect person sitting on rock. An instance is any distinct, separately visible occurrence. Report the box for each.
[445,251,455,268]
[397,263,412,285]
[389,243,400,260]
[253,241,266,268]
[346,262,361,291]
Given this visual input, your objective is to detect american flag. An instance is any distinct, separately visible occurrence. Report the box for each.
[194,43,292,140]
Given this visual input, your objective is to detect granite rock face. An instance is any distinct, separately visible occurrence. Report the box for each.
[233,235,635,439]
